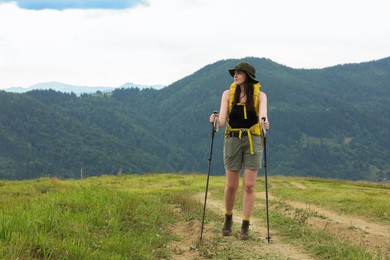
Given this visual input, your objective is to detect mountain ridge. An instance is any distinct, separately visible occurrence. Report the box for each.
[3,81,165,95]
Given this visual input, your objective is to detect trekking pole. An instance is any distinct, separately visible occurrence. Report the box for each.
[200,111,219,241]
[261,117,271,243]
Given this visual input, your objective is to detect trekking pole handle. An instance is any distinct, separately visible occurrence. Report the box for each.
[212,111,219,132]
[261,117,267,137]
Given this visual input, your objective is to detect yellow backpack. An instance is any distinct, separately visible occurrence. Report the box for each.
[225,82,262,154]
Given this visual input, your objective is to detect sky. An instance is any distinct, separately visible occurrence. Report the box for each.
[0,0,389,89]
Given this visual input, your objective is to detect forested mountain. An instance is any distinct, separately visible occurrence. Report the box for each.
[1,57,389,181]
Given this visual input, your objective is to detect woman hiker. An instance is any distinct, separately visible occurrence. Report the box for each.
[209,62,270,240]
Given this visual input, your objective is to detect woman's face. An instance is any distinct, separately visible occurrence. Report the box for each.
[233,70,247,86]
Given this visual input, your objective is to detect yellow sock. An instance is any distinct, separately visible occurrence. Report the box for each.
[242,216,250,221]
[225,211,233,216]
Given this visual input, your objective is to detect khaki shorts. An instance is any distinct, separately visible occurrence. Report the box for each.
[224,134,263,171]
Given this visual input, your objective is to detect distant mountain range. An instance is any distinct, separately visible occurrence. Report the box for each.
[4,81,165,95]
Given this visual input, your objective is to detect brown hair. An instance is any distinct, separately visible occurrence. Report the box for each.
[233,76,256,111]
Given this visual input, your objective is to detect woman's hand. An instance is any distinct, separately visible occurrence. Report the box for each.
[262,117,270,130]
[210,113,219,123]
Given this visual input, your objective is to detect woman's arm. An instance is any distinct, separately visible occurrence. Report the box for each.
[210,90,230,128]
[258,91,270,129]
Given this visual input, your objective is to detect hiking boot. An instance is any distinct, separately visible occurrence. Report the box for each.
[240,220,250,240]
[222,214,233,236]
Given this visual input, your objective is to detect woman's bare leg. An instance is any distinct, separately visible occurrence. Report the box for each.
[224,170,240,212]
[242,169,258,219]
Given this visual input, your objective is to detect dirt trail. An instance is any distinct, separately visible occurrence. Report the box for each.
[167,193,314,260]
[204,195,315,260]
[166,219,205,260]
[290,182,307,190]
[167,187,390,259]
[258,189,390,257]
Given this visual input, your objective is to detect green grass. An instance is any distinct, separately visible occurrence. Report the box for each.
[257,200,373,260]
[0,174,208,259]
[0,174,389,259]
[268,176,390,224]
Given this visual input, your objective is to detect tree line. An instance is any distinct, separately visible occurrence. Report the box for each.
[0,57,389,181]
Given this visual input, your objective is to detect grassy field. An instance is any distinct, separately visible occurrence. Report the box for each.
[0,174,389,259]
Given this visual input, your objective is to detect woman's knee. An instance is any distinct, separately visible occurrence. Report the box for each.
[243,182,255,194]
[226,181,239,192]
[225,170,240,191]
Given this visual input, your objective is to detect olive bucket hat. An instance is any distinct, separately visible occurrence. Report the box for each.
[228,62,259,83]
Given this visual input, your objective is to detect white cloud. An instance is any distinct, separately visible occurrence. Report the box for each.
[0,0,389,89]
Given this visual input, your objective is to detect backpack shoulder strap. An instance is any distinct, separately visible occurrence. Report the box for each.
[253,83,261,116]
[228,83,237,114]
